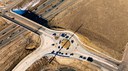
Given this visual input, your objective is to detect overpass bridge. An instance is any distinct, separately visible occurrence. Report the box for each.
[0,0,126,71]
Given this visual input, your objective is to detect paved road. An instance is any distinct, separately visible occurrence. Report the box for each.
[0,18,28,48]
[0,26,26,48]
[43,0,76,19]
[118,43,128,71]
[4,11,42,33]
[12,34,56,71]
[12,26,120,71]
[28,0,47,11]
[0,1,123,71]
[21,0,41,10]
[0,24,18,38]
[35,0,56,14]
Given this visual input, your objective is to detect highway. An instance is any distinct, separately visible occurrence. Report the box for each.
[37,0,66,15]
[43,0,76,19]
[0,18,27,48]
[29,0,47,11]
[20,0,75,19]
[2,9,120,71]
[3,11,42,33]
[35,0,56,14]
[0,24,17,38]
[21,0,41,10]
[0,20,10,31]
[0,1,124,71]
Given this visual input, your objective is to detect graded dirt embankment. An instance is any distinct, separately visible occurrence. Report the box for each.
[50,0,128,60]
[26,56,101,71]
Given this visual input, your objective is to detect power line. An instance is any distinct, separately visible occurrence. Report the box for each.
[49,24,83,63]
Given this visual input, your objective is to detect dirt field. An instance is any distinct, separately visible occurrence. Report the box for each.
[1,0,128,70]
[50,0,128,60]
[26,56,101,71]
[0,2,4,7]
[0,0,13,6]
[0,17,40,71]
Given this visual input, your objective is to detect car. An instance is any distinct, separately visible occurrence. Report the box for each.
[66,47,69,50]
[2,32,6,35]
[70,53,74,56]
[53,33,56,36]
[48,9,52,11]
[59,40,61,44]
[71,40,74,43]
[51,51,55,54]
[52,44,55,46]
[61,33,66,37]
[56,51,59,54]
[61,53,63,55]
[58,46,60,48]
[65,53,68,55]
[65,36,69,38]
[52,5,57,8]
[79,56,83,58]
[87,57,93,62]
[58,52,61,54]
[83,57,86,59]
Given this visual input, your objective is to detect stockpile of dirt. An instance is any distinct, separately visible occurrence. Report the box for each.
[0,18,40,71]
[0,2,4,7]
[0,32,40,71]
[50,0,128,60]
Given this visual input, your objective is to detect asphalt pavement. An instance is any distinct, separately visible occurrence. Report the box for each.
[0,1,124,71]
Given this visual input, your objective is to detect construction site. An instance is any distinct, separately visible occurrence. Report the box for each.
[0,0,128,71]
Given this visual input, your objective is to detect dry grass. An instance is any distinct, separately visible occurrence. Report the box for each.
[26,56,101,71]
[0,17,40,71]
[50,0,128,60]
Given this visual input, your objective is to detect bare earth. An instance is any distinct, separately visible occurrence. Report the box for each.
[50,0,128,60]
[0,17,40,71]
[1,0,128,70]
[26,56,101,71]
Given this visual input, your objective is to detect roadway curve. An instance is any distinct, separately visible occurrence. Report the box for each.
[0,3,122,71]
[12,32,57,71]
[12,27,120,71]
